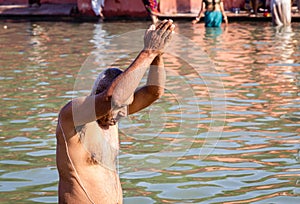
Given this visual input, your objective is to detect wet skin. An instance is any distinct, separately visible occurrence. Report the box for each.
[56,20,175,204]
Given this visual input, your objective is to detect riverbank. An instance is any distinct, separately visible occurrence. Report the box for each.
[0,3,300,22]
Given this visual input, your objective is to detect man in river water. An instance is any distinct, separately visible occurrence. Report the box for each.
[56,19,175,204]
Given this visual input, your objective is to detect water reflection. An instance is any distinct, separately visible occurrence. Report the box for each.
[204,26,224,41]
[274,25,295,63]
[1,21,95,203]
[0,21,300,204]
[27,22,50,65]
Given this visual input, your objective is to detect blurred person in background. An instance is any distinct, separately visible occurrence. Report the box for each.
[271,0,291,26]
[142,0,160,24]
[92,0,105,18]
[192,0,228,27]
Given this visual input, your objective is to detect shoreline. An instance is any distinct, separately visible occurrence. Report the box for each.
[0,3,300,22]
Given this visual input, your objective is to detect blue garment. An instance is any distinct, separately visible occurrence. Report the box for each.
[204,11,223,27]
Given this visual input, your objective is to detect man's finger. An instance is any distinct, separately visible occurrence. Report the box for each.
[162,24,175,47]
[170,24,175,32]
[161,23,175,39]
[158,19,173,35]
[144,24,155,37]
[149,24,156,31]
[156,19,168,30]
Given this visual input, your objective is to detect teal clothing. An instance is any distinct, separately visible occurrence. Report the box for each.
[204,11,223,27]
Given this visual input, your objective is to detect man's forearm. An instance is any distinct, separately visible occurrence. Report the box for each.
[146,55,165,94]
[108,50,158,107]
[106,20,174,108]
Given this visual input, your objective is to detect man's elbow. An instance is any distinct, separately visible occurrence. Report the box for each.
[58,101,72,121]
[147,85,164,100]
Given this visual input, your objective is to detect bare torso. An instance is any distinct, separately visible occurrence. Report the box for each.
[204,0,222,11]
[56,122,122,204]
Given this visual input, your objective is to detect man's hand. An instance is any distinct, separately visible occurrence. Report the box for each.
[143,19,175,54]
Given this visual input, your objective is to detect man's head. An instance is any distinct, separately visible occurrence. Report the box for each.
[91,68,123,96]
[91,68,123,127]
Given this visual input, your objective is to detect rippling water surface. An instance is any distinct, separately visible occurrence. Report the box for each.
[0,20,299,203]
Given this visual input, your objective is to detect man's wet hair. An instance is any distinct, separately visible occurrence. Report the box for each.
[76,68,123,134]
[91,68,123,95]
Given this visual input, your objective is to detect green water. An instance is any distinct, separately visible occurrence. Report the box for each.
[0,20,299,203]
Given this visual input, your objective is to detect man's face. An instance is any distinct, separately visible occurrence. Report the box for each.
[98,94,133,127]
[97,112,116,127]
[112,106,127,122]
[112,94,134,122]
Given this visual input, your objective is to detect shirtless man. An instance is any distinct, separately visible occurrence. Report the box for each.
[56,19,175,204]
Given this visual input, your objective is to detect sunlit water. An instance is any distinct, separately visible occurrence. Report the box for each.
[0,20,299,203]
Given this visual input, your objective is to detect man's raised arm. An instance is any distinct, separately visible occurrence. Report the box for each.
[129,54,165,114]
[107,20,174,109]
[58,20,175,134]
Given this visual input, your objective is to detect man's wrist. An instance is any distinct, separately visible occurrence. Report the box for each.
[141,49,161,57]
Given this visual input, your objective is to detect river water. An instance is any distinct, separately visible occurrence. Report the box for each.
[0,20,299,203]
